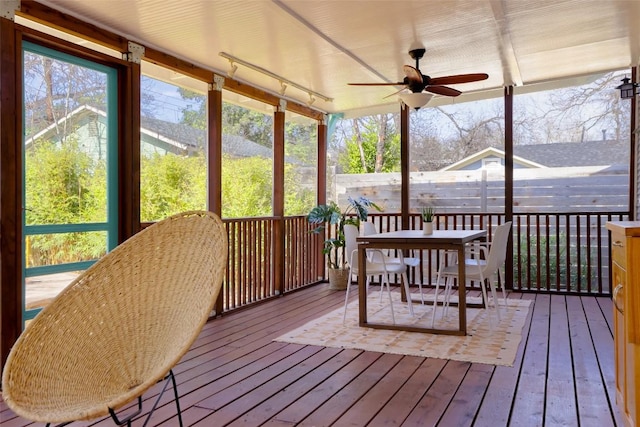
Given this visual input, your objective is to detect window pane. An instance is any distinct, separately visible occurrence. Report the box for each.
[139,64,207,221]
[409,98,505,215]
[221,94,274,218]
[329,113,401,211]
[513,71,630,213]
[26,231,107,267]
[24,49,109,225]
[23,42,117,313]
[284,112,317,216]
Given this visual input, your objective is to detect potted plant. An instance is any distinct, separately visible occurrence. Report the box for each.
[421,206,436,235]
[307,196,381,290]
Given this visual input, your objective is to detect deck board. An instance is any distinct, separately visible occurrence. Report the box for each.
[510,293,550,426]
[0,285,624,426]
[546,295,579,425]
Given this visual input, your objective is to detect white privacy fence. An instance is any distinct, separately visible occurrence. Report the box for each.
[333,165,630,294]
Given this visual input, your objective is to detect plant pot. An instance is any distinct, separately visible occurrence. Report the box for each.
[423,222,434,235]
[328,267,350,290]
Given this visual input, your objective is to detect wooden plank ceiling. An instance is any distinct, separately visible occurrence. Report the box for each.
[30,0,640,118]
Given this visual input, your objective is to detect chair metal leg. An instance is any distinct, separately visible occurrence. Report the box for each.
[102,369,182,427]
[443,276,453,317]
[343,266,354,324]
[141,370,183,427]
[431,270,443,327]
[497,267,507,305]
[401,272,414,316]
[382,274,396,324]
[487,274,502,320]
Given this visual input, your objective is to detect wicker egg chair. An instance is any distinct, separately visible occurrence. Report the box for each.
[2,210,228,427]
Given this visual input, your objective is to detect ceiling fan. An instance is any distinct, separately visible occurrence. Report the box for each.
[348,43,489,108]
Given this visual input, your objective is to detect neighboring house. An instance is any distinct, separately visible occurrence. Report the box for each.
[24,104,273,160]
[440,147,545,171]
[440,140,629,171]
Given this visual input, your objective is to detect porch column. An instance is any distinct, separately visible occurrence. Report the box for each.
[400,102,410,230]
[119,41,142,241]
[208,75,224,216]
[0,14,22,370]
[273,100,286,294]
[316,115,328,279]
[504,86,514,289]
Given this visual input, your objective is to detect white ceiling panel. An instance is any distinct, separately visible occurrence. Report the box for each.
[32,0,640,117]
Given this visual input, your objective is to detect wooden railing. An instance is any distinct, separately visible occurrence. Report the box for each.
[213,210,627,315]
[365,211,630,295]
[220,216,321,313]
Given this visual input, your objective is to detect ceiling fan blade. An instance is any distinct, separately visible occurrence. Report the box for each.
[348,82,405,86]
[382,87,409,99]
[426,85,462,97]
[402,65,423,84]
[429,73,489,85]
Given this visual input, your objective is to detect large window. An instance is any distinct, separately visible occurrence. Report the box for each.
[511,71,630,292]
[139,63,208,222]
[284,112,317,216]
[23,42,118,317]
[329,98,506,216]
[409,97,505,215]
[221,94,274,218]
[512,72,630,213]
[329,113,401,211]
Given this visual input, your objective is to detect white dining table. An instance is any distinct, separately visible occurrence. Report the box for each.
[356,228,487,335]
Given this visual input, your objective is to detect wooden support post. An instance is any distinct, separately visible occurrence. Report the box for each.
[0,16,22,371]
[273,101,286,294]
[401,103,410,230]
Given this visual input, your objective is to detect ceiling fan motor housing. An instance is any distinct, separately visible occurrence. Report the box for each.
[408,47,426,60]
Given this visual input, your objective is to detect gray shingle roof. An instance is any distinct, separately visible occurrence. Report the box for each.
[513,140,629,167]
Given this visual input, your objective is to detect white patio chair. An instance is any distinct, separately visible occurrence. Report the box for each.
[343,224,414,324]
[361,222,424,302]
[432,221,512,326]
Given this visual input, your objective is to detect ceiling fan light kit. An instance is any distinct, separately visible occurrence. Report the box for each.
[399,92,433,109]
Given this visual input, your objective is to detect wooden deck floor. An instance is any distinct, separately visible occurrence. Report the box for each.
[1,284,623,426]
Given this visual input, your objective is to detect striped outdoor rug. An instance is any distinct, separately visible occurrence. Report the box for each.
[275,292,532,367]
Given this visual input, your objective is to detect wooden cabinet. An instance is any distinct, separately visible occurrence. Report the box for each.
[607,221,640,427]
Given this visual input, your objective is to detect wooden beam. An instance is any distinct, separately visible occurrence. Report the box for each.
[0,17,23,370]
[143,46,215,83]
[17,0,128,51]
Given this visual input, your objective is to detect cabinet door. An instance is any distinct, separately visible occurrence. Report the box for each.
[612,260,626,408]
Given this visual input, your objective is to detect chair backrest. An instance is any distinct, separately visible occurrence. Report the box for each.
[361,221,388,262]
[2,211,228,423]
[484,221,512,273]
[344,224,360,270]
[362,221,377,236]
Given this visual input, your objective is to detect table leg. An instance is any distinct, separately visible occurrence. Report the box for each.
[457,244,467,335]
[358,246,367,326]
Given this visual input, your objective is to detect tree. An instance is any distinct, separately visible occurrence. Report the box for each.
[140,152,207,222]
[338,114,401,173]
[221,155,273,218]
[545,72,630,143]
[25,138,107,265]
